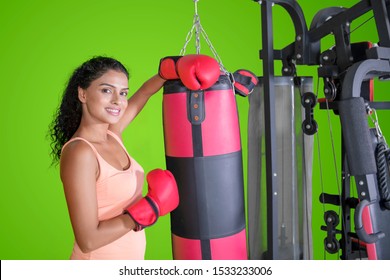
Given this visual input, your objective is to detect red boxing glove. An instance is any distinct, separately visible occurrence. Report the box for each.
[159,54,220,90]
[232,69,259,97]
[177,54,221,90]
[159,56,181,80]
[125,169,179,231]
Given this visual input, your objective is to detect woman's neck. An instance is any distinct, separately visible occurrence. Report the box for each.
[74,123,110,143]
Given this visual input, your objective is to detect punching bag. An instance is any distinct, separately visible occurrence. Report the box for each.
[162,72,248,260]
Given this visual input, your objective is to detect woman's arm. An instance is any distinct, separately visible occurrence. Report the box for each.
[109,74,165,135]
[60,141,136,253]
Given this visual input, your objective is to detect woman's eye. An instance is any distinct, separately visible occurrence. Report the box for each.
[120,91,128,97]
[102,88,112,94]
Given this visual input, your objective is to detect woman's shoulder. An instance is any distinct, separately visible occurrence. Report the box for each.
[60,138,100,181]
[61,138,98,166]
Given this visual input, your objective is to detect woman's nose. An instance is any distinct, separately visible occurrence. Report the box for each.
[111,93,121,105]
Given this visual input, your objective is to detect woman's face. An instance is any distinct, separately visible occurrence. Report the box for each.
[79,69,129,125]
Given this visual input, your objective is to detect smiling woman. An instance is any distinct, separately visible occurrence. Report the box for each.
[48,56,179,260]
[79,70,129,127]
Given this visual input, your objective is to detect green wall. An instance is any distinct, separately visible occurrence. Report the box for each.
[0,0,385,260]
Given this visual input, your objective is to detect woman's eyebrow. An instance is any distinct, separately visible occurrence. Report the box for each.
[99,83,129,90]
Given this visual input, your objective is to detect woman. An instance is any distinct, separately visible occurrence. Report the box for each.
[49,56,178,260]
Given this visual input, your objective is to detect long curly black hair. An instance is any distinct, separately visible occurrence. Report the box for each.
[48,56,129,165]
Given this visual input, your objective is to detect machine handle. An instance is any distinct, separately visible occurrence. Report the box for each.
[354,199,385,244]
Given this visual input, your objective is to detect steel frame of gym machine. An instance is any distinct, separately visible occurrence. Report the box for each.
[254,0,390,259]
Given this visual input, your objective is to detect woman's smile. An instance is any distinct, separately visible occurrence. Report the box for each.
[106,107,121,116]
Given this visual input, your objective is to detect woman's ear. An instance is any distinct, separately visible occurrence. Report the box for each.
[78,87,87,103]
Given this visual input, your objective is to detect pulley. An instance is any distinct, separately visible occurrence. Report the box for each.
[301,91,318,135]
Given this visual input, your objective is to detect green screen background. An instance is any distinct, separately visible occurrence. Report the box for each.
[0,0,387,260]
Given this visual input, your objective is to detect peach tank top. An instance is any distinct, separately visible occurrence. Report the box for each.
[62,130,146,260]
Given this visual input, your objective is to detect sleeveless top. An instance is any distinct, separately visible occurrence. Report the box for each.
[61,130,146,260]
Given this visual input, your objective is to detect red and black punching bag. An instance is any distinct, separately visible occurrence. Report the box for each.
[162,73,248,260]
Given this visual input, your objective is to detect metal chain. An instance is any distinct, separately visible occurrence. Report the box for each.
[200,26,229,75]
[180,17,196,56]
[180,0,230,76]
[180,0,200,56]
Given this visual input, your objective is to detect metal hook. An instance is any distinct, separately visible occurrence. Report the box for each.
[368,106,385,141]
